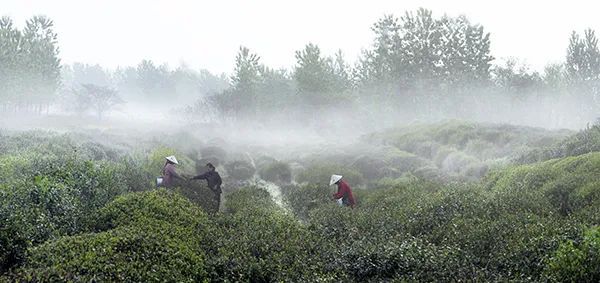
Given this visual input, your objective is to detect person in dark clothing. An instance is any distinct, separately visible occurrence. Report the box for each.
[191,163,223,211]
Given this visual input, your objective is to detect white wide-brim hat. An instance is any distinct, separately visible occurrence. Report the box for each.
[329,174,342,186]
[165,155,179,164]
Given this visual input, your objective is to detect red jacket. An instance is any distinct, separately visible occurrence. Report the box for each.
[333,180,355,208]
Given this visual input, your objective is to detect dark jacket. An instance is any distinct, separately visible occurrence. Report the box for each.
[192,171,222,193]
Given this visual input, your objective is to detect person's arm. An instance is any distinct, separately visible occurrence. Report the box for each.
[216,173,222,186]
[169,166,183,180]
[332,186,345,199]
[191,172,208,180]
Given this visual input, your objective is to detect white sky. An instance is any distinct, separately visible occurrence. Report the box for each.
[4,0,600,74]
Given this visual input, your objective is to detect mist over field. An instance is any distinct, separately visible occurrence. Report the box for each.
[1,4,600,282]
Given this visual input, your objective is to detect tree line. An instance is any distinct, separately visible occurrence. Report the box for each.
[1,9,599,126]
[0,16,60,113]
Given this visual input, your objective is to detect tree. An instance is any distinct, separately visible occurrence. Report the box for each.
[492,58,542,97]
[294,43,331,93]
[255,67,294,113]
[355,9,493,93]
[135,60,175,101]
[565,29,600,115]
[71,84,124,119]
[69,63,112,87]
[0,16,22,109]
[330,50,352,92]
[293,43,354,116]
[438,15,493,89]
[566,29,600,83]
[354,15,402,88]
[397,8,443,89]
[543,63,567,91]
[0,16,60,113]
[22,16,61,110]
[294,44,351,93]
[231,46,261,93]
[207,46,262,120]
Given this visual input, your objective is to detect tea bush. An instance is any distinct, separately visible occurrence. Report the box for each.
[280,184,332,220]
[517,121,600,163]
[6,190,211,282]
[545,226,600,282]
[258,160,292,184]
[224,160,255,181]
[1,122,599,281]
[296,162,364,186]
[0,153,129,272]
[207,187,332,281]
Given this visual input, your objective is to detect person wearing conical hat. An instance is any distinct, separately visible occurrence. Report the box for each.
[330,174,355,208]
[161,155,183,187]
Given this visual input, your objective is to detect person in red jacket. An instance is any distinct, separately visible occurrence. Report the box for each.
[330,174,355,208]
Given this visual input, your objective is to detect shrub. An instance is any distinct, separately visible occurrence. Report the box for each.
[225,160,255,181]
[0,154,129,272]
[484,152,600,216]
[200,146,227,164]
[296,162,364,187]
[258,161,292,184]
[517,122,599,163]
[94,189,210,231]
[10,222,207,282]
[223,186,275,214]
[384,148,430,173]
[351,155,388,180]
[546,226,600,282]
[209,187,330,281]
[281,184,332,220]
[7,190,211,282]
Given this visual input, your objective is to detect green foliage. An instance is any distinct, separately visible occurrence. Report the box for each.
[492,59,543,97]
[209,187,331,281]
[484,152,600,216]
[355,8,492,91]
[11,223,206,282]
[1,124,600,281]
[258,160,292,184]
[566,29,600,84]
[173,179,220,214]
[64,61,229,107]
[546,227,600,282]
[518,121,600,163]
[95,189,209,230]
[294,43,350,95]
[8,190,210,282]
[231,46,261,93]
[0,152,129,271]
[223,186,276,214]
[367,121,570,181]
[280,184,332,220]
[296,162,364,186]
[225,160,255,181]
[0,16,60,110]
